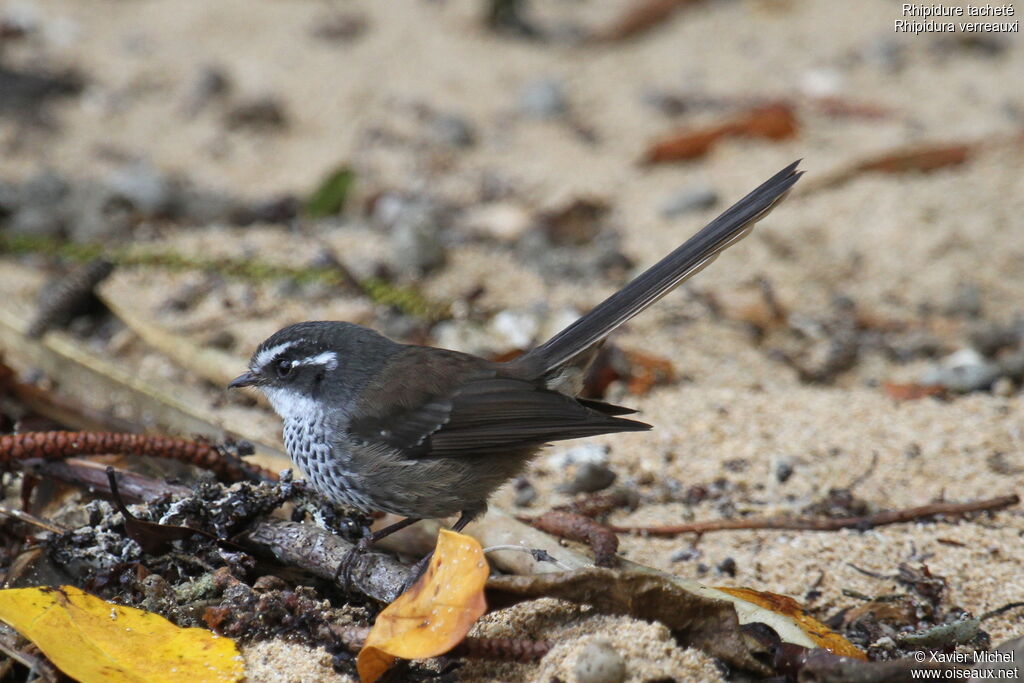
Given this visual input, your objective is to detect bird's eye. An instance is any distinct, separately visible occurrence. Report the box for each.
[275,358,295,379]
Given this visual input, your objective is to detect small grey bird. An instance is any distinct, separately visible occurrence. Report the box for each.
[230,161,801,546]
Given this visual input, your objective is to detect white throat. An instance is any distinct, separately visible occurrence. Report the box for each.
[260,386,324,423]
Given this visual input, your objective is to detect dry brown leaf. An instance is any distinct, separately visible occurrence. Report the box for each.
[643,104,798,163]
[0,585,243,682]
[882,382,947,401]
[357,529,489,682]
[716,586,866,660]
[596,0,702,41]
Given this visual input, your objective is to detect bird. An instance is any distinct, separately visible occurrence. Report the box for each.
[230,160,802,552]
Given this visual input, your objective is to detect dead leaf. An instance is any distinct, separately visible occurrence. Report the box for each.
[0,585,243,682]
[716,586,866,660]
[882,382,946,401]
[643,103,798,163]
[487,568,771,675]
[357,529,489,682]
[855,144,973,174]
[596,0,703,41]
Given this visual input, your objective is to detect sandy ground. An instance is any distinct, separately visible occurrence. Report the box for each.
[2,0,1023,681]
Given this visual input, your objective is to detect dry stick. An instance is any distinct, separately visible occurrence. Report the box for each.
[329,625,550,662]
[609,494,1020,537]
[0,431,277,483]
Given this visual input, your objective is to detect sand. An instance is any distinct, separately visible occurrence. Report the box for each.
[1,0,1022,680]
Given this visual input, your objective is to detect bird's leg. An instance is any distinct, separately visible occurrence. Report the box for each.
[335,516,422,591]
[400,511,477,592]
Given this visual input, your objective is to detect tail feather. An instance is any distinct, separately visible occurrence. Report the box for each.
[522,160,802,375]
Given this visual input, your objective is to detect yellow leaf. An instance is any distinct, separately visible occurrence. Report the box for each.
[716,586,866,659]
[0,585,244,682]
[358,529,489,682]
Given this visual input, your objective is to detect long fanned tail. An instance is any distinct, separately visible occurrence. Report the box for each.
[522,160,802,375]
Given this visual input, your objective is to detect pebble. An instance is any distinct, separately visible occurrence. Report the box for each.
[559,461,616,494]
[799,67,844,98]
[992,377,1015,397]
[106,161,175,215]
[660,186,719,218]
[670,547,701,563]
[545,443,609,469]
[513,477,537,507]
[389,204,447,276]
[224,96,289,130]
[572,639,626,683]
[183,64,231,115]
[945,282,983,318]
[489,309,540,349]
[459,202,532,241]
[775,458,795,483]
[920,348,1001,393]
[519,77,567,118]
[430,112,476,148]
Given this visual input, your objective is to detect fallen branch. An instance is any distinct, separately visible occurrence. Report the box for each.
[609,494,1020,537]
[238,519,411,604]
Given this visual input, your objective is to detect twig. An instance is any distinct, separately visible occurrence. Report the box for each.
[0,431,276,483]
[38,459,191,503]
[610,495,1020,537]
[0,631,61,683]
[328,624,550,662]
[238,518,411,603]
[523,511,619,567]
[0,505,67,534]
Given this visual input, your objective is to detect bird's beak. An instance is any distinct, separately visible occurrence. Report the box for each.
[228,371,259,389]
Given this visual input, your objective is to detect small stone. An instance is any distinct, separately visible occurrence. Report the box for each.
[183,64,231,115]
[21,169,70,207]
[519,78,567,118]
[225,96,289,130]
[559,461,616,494]
[390,207,446,276]
[920,348,1001,393]
[105,161,175,214]
[992,377,1015,397]
[430,112,476,148]
[716,557,737,577]
[513,477,537,507]
[670,547,701,563]
[460,202,532,241]
[545,443,609,470]
[660,186,719,218]
[489,309,539,350]
[572,639,625,683]
[945,282,983,318]
[775,458,794,483]
[800,67,844,98]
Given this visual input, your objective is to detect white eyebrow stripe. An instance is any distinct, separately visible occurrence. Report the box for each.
[296,351,338,370]
[253,341,299,370]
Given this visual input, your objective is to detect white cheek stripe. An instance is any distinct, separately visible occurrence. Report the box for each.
[253,341,299,370]
[297,351,338,370]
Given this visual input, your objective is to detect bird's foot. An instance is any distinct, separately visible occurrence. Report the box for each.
[334,533,374,593]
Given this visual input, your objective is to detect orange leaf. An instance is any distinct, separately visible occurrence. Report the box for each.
[882,382,946,401]
[357,529,489,682]
[643,104,798,163]
[716,586,866,660]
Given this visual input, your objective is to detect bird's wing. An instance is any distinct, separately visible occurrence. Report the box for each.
[347,364,648,460]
